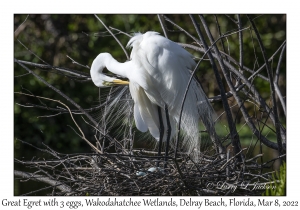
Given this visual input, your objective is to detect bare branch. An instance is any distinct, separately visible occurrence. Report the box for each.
[94,14,130,60]
[14,170,71,193]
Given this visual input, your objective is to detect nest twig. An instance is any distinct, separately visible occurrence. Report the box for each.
[15,140,283,196]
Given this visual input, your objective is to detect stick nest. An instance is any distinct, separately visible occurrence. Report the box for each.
[15,143,279,196]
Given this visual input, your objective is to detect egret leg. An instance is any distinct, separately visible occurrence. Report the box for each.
[164,104,171,168]
[157,106,164,167]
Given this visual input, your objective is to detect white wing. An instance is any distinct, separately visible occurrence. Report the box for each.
[129,82,160,140]
[127,32,215,160]
[134,103,148,132]
[129,32,197,112]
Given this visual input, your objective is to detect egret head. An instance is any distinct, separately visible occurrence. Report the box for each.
[90,53,129,88]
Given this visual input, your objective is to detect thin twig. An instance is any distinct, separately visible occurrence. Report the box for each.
[14,170,71,193]
[157,15,168,38]
[14,59,115,142]
[247,15,283,155]
[94,14,130,60]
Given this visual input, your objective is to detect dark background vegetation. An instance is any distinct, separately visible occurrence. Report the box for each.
[14,14,286,195]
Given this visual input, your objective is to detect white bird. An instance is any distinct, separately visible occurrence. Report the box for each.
[90,31,221,162]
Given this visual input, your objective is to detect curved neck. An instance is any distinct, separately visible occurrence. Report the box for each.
[97,53,129,78]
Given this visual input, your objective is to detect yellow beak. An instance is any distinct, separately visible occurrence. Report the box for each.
[112,79,130,85]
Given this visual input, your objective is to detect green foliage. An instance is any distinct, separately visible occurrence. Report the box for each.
[263,161,286,196]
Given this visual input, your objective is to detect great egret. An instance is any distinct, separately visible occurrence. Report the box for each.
[90,31,221,162]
